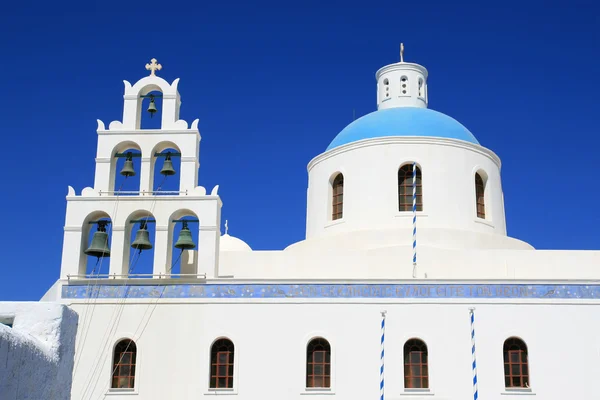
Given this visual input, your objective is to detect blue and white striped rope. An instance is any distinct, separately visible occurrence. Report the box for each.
[412,162,417,277]
[470,308,479,400]
[380,311,386,400]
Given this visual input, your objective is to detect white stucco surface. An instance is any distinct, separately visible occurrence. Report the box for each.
[0,303,77,400]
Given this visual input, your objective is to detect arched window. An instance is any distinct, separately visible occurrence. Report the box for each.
[398,165,422,211]
[332,174,344,220]
[306,338,331,388]
[112,339,137,389]
[210,338,234,389]
[503,338,529,388]
[475,173,486,219]
[404,339,428,389]
[418,78,424,97]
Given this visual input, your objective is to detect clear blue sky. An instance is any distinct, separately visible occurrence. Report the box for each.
[1,0,598,300]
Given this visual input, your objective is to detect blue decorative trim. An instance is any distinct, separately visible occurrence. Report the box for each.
[62,283,600,300]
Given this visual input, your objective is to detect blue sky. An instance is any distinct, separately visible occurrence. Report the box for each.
[0,0,598,300]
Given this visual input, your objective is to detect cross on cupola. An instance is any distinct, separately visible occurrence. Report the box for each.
[145,58,162,76]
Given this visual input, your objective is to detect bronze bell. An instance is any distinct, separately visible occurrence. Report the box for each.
[174,221,195,250]
[120,152,136,177]
[147,95,157,118]
[131,222,153,251]
[160,153,176,176]
[85,221,111,258]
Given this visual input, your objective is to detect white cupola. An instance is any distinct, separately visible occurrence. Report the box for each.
[376,44,428,110]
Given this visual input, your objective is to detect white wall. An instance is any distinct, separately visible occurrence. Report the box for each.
[0,303,78,400]
[306,137,506,244]
[64,298,600,400]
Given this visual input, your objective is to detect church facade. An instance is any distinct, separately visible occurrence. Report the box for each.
[3,52,600,400]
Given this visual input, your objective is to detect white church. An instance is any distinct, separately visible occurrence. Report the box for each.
[1,49,599,400]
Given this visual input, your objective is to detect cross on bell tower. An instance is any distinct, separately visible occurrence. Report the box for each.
[145,58,162,76]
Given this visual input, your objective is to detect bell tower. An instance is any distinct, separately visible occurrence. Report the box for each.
[59,59,222,281]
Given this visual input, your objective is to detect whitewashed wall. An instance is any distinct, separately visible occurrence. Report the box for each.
[0,303,77,400]
[65,299,600,400]
[306,137,506,243]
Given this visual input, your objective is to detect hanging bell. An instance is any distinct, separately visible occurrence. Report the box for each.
[160,153,176,176]
[85,222,111,258]
[174,221,195,250]
[131,222,153,251]
[120,152,136,177]
[147,95,157,118]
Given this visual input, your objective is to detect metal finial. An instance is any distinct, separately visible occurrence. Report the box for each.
[145,58,162,76]
[224,220,229,235]
[400,43,405,63]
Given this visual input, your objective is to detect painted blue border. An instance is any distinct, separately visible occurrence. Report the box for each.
[61,283,600,300]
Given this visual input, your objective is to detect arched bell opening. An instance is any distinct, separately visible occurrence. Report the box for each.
[81,211,112,277]
[150,142,182,194]
[167,209,199,277]
[138,87,164,130]
[110,141,142,193]
[123,210,156,278]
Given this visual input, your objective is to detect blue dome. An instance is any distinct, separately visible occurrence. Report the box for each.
[327,107,479,150]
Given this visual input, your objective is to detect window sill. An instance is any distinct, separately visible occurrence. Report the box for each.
[204,388,237,396]
[106,388,138,396]
[400,388,434,396]
[501,388,535,396]
[301,388,335,395]
[395,212,428,218]
[474,218,494,228]
[325,219,345,228]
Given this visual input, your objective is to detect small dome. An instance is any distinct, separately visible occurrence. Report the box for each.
[327,107,479,151]
[220,234,252,252]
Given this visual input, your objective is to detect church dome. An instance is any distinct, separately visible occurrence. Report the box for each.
[326,107,479,151]
[220,234,252,252]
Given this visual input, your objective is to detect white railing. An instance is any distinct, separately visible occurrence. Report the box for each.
[66,273,207,281]
[98,190,189,196]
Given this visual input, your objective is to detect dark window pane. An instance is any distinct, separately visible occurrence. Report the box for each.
[522,364,528,375]
[510,352,519,363]
[512,377,520,387]
[511,364,521,375]
[410,352,421,363]
[410,365,421,376]
[324,377,331,388]
[314,351,323,362]
[218,352,228,363]
[120,353,131,363]
[118,377,129,388]
[505,377,510,387]
[411,377,421,388]
[218,377,227,388]
[313,376,324,388]
[423,377,429,388]
[218,365,227,376]
[210,377,216,388]
[120,366,130,376]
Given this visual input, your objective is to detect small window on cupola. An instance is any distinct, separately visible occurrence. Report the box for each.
[401,76,408,95]
[418,78,424,98]
[384,78,390,98]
